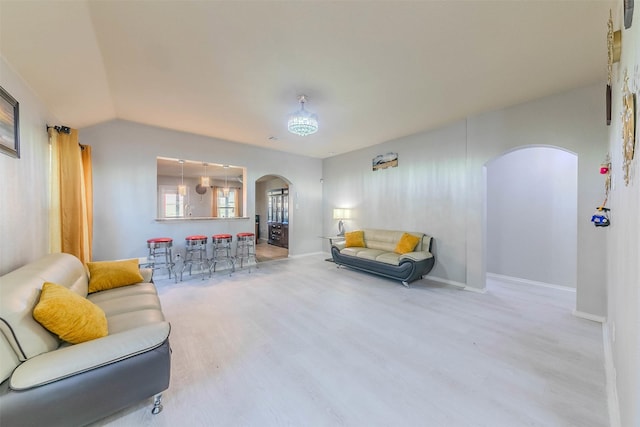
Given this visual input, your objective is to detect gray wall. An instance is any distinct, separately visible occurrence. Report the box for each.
[81,120,322,261]
[486,146,578,288]
[605,5,640,426]
[0,56,54,275]
[323,84,607,318]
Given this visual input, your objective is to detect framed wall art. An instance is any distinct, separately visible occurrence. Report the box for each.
[0,86,19,158]
[372,152,398,171]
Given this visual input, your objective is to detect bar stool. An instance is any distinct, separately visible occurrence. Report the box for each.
[236,232,257,272]
[181,235,208,281]
[146,237,175,281]
[210,234,235,276]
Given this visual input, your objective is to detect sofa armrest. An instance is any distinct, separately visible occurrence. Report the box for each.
[333,241,346,251]
[140,267,153,283]
[399,251,433,262]
[10,322,170,390]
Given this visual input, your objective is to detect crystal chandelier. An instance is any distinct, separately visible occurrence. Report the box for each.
[288,95,318,136]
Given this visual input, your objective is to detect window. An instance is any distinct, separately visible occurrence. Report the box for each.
[214,187,237,218]
[159,186,185,218]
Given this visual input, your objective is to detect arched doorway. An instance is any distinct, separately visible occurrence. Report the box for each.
[255,174,291,262]
[485,146,578,288]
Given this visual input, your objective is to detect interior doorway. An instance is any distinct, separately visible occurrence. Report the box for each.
[485,146,578,288]
[255,174,291,262]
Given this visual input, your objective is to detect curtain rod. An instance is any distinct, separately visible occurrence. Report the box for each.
[46,124,71,134]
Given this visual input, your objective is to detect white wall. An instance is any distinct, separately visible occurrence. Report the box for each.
[81,120,322,261]
[324,84,607,316]
[0,56,55,275]
[605,4,640,426]
[487,147,578,288]
[323,121,468,284]
[467,85,607,315]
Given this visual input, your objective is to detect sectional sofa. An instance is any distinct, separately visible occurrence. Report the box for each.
[331,229,435,286]
[0,253,171,427]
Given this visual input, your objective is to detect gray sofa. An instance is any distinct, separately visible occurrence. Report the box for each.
[0,253,171,427]
[331,229,435,286]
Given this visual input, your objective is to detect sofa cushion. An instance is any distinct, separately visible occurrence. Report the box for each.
[344,230,365,248]
[33,282,108,344]
[375,252,403,266]
[0,253,88,362]
[394,232,421,254]
[87,259,144,293]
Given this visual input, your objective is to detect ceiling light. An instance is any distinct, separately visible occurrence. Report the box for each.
[288,95,318,136]
[178,159,186,196]
[200,163,210,187]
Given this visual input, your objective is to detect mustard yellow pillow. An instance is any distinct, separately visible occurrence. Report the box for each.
[87,258,144,293]
[344,230,365,248]
[394,233,421,254]
[33,282,108,344]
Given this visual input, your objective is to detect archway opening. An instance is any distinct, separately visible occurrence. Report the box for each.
[485,146,578,289]
[255,174,292,261]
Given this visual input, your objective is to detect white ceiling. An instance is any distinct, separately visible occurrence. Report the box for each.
[0,0,615,159]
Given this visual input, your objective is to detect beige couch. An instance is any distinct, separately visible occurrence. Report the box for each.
[0,253,171,427]
[331,229,435,286]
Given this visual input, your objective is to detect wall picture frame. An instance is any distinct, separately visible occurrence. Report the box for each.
[0,86,20,159]
[372,152,398,171]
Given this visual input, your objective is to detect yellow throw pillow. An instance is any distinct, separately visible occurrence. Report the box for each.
[344,230,365,248]
[394,233,421,254]
[33,282,108,344]
[87,258,144,293]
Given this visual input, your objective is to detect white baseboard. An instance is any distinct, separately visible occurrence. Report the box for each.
[572,310,606,323]
[289,251,323,259]
[602,322,621,427]
[487,273,576,292]
[426,276,484,292]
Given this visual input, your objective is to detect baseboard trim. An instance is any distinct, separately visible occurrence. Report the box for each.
[602,322,621,427]
[572,310,606,323]
[289,251,323,259]
[426,276,485,293]
[487,273,575,292]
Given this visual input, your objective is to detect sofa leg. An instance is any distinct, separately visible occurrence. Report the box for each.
[401,281,409,288]
[151,393,163,415]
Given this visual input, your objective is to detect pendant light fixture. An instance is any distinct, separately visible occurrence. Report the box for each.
[287,95,318,136]
[223,165,230,197]
[178,159,187,196]
[200,163,210,187]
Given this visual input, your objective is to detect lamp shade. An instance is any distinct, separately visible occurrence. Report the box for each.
[333,208,351,219]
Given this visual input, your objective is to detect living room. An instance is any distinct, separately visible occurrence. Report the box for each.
[1,1,638,426]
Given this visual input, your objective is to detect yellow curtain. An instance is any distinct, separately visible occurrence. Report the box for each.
[51,128,93,263]
[81,144,93,261]
[212,187,219,217]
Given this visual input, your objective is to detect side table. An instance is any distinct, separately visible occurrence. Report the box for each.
[320,236,345,262]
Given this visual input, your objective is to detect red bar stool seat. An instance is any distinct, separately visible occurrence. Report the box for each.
[210,234,235,276]
[145,237,175,281]
[236,232,257,272]
[181,235,208,281]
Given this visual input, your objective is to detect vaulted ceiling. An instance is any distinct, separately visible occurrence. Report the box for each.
[0,0,615,158]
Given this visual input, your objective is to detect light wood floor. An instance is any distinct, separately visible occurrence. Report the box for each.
[93,255,608,427]
[255,241,288,262]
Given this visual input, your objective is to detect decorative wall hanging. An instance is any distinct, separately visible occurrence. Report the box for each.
[591,206,611,227]
[592,153,612,228]
[607,10,622,125]
[621,70,636,186]
[372,152,398,171]
[0,85,20,158]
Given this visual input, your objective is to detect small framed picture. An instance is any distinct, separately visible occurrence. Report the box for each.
[372,152,398,171]
[0,86,20,158]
